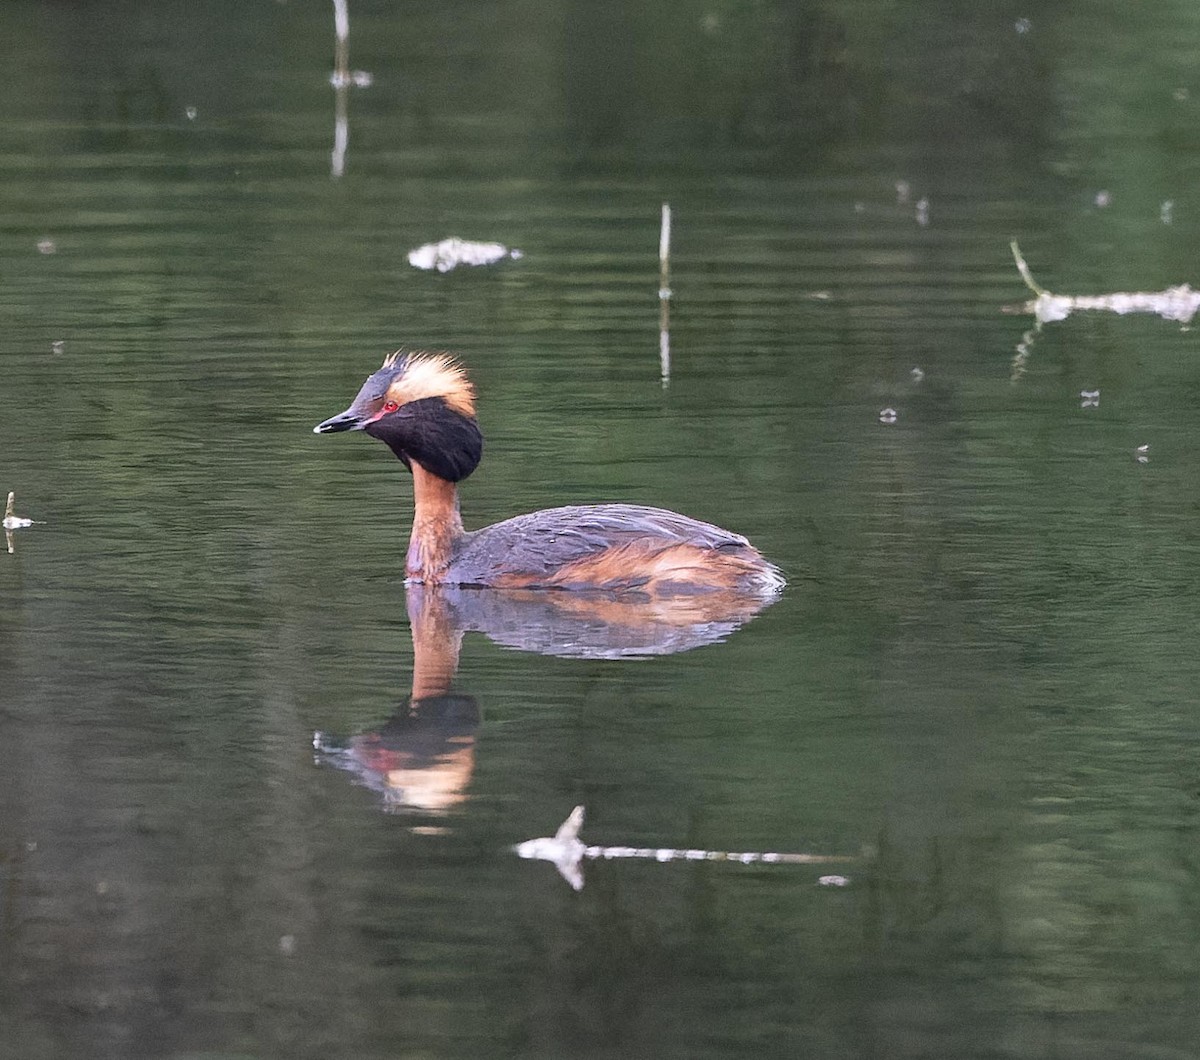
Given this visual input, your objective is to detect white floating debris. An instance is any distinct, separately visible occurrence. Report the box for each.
[1136,444,1150,464]
[185,106,198,121]
[819,875,850,887]
[4,492,42,554]
[1038,286,1200,325]
[278,934,297,956]
[515,805,587,890]
[879,407,898,424]
[407,237,523,273]
[915,197,930,227]
[515,806,856,891]
[1161,200,1174,224]
[895,180,911,205]
[1011,241,1200,325]
[51,340,64,354]
[1174,87,1190,102]
[3,492,37,530]
[911,366,925,382]
[1080,389,1100,408]
[37,239,56,255]
[1014,17,1032,33]
[1094,190,1112,208]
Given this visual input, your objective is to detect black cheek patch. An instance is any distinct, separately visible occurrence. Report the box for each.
[364,397,483,482]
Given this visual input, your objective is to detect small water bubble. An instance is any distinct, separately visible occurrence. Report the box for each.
[915,197,930,226]
[853,201,866,214]
[1094,190,1112,208]
[185,105,197,120]
[279,934,297,956]
[37,238,56,254]
[1174,87,1190,102]
[1080,388,1100,408]
[895,180,911,205]
[879,407,898,424]
[700,12,720,33]
[1014,17,1032,34]
[1161,200,1174,224]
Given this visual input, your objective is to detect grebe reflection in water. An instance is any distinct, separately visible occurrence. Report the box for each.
[313,352,785,597]
[313,579,781,813]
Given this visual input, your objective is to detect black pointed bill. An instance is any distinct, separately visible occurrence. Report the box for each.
[313,409,366,434]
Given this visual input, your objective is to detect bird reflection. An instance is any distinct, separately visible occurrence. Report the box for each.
[313,583,777,814]
[313,585,477,815]
[314,692,480,814]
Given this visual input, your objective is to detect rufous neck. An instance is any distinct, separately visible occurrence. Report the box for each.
[406,463,465,583]
[404,585,464,699]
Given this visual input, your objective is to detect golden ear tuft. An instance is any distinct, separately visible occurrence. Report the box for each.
[382,351,476,417]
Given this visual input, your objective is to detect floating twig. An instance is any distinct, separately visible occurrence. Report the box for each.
[1011,240,1200,324]
[4,492,41,554]
[515,805,856,891]
[4,492,35,529]
[1010,240,1048,297]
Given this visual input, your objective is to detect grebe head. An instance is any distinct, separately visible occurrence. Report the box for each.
[313,351,483,482]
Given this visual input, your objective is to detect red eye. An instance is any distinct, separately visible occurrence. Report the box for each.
[382,400,399,413]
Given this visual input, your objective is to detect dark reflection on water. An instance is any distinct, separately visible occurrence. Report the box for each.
[5,0,1200,1057]
[314,583,776,813]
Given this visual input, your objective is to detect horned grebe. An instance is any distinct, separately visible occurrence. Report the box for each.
[313,353,784,596]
